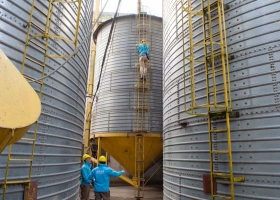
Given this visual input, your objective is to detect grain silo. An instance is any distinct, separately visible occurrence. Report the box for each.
[0,0,93,199]
[91,13,163,197]
[163,0,280,199]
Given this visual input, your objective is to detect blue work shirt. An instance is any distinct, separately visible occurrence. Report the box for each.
[138,43,150,56]
[80,162,92,185]
[88,163,123,192]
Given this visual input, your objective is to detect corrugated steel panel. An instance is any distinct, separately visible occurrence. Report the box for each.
[0,0,93,199]
[91,15,163,134]
[163,0,280,199]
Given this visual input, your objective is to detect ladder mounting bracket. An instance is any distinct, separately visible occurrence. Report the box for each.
[178,120,188,127]
[210,110,240,119]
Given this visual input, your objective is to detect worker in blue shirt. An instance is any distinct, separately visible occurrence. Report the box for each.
[88,156,124,200]
[80,154,92,200]
[138,39,150,79]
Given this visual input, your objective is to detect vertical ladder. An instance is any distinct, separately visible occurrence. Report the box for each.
[2,1,82,199]
[203,1,244,199]
[135,134,145,199]
[181,0,244,199]
[134,8,151,133]
[133,5,151,199]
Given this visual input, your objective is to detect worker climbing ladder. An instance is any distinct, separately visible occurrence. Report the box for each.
[133,2,151,199]
[2,1,82,199]
[181,0,244,199]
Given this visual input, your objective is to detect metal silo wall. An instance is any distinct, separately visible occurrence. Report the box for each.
[163,0,280,199]
[0,0,93,199]
[91,16,163,133]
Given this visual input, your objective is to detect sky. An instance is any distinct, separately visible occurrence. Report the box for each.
[100,0,162,17]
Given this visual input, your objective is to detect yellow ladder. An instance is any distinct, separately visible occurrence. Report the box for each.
[133,5,151,199]
[135,134,145,199]
[208,111,244,200]
[181,0,244,199]
[2,1,82,199]
[203,1,244,199]
[134,8,151,132]
[181,0,232,115]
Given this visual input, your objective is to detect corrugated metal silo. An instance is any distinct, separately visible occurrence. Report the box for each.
[163,0,280,199]
[92,15,163,133]
[0,0,93,199]
[91,14,163,191]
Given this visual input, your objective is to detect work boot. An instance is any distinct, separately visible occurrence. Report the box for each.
[140,75,143,79]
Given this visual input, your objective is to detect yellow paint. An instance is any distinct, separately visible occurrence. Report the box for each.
[119,174,138,187]
[94,133,162,176]
[84,100,93,153]
[0,49,41,153]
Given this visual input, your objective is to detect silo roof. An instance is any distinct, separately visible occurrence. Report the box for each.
[93,14,162,43]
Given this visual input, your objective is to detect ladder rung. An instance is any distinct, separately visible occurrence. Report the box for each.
[213,172,230,178]
[213,195,231,199]
[30,21,45,33]
[206,50,221,58]
[138,30,148,33]
[211,150,228,154]
[203,0,219,11]
[233,176,245,182]
[23,75,43,85]
[136,160,144,162]
[9,158,32,162]
[205,32,220,41]
[212,173,245,182]
[208,88,225,93]
[135,84,150,89]
[209,129,227,133]
[21,138,36,141]
[6,180,30,185]
[25,56,45,67]
[215,69,223,73]
[134,106,149,110]
[29,40,47,50]
[34,5,48,16]
[207,69,223,75]
[204,15,219,24]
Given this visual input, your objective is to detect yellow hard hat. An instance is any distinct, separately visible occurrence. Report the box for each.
[82,154,91,161]
[141,39,146,43]
[99,156,106,162]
